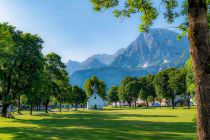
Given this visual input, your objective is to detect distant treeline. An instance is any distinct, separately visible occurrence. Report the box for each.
[107,57,195,109]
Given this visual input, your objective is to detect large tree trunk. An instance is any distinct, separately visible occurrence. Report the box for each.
[59,102,62,112]
[128,102,131,107]
[45,99,49,113]
[67,104,70,111]
[188,0,210,139]
[75,104,78,110]
[172,97,175,109]
[159,100,162,108]
[17,95,21,114]
[146,101,149,107]
[30,103,33,115]
[1,103,9,117]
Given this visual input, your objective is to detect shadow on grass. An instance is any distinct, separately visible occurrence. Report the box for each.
[0,111,196,140]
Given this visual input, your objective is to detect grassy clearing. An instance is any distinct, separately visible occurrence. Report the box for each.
[0,107,196,140]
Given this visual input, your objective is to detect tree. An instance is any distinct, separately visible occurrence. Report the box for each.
[147,96,154,105]
[154,68,175,108]
[21,33,44,115]
[25,75,43,115]
[90,1,209,139]
[138,75,156,106]
[66,86,72,111]
[0,23,22,117]
[108,86,119,106]
[125,81,139,107]
[0,23,44,117]
[71,86,86,110]
[83,75,106,98]
[80,89,87,110]
[139,89,149,106]
[185,57,195,108]
[44,53,70,112]
[118,76,138,107]
[38,71,53,113]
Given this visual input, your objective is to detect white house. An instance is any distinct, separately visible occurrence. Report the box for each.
[87,92,105,109]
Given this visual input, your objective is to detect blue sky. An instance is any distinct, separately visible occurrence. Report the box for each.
[0,0,183,62]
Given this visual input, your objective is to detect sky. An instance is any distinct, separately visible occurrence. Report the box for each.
[0,0,183,62]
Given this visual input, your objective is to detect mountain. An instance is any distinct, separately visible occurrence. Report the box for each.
[70,67,148,88]
[66,48,125,74]
[66,60,81,75]
[111,28,189,70]
[87,54,114,65]
[66,58,107,74]
[81,57,107,69]
[69,28,190,89]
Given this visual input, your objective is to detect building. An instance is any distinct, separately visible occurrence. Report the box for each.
[87,92,105,109]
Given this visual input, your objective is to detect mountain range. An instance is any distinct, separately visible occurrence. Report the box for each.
[67,28,190,89]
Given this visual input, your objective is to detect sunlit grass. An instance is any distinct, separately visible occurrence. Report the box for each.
[0,107,196,140]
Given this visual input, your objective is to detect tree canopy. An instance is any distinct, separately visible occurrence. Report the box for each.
[83,75,106,98]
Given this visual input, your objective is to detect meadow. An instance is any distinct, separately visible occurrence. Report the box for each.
[0,107,196,140]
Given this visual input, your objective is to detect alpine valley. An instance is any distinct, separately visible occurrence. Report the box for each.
[67,28,190,89]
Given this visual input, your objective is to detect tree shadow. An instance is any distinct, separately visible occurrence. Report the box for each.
[0,111,196,140]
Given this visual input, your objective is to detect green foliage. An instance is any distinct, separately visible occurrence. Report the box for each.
[91,0,159,31]
[139,89,147,102]
[0,23,73,115]
[83,75,106,98]
[44,53,70,104]
[154,68,174,100]
[0,23,45,116]
[90,0,195,32]
[185,57,195,95]
[71,85,87,108]
[169,68,186,96]
[125,81,139,102]
[147,95,154,103]
[91,0,209,39]
[107,86,119,104]
[118,76,138,105]
[139,74,156,99]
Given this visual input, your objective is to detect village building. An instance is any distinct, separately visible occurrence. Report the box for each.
[87,84,106,109]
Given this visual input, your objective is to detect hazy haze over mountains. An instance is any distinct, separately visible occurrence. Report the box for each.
[67,28,190,89]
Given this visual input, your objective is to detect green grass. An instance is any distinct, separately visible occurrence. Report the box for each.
[0,107,196,140]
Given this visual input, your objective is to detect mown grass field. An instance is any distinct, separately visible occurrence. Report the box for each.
[0,107,196,140]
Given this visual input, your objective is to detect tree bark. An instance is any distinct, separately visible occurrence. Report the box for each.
[30,103,33,115]
[128,102,131,107]
[172,98,175,109]
[146,101,149,107]
[75,104,78,110]
[45,99,49,113]
[188,0,210,139]
[59,102,62,112]
[17,95,21,114]
[159,100,162,108]
[67,104,70,111]
[1,103,9,117]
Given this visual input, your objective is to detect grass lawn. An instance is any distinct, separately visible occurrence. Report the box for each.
[0,107,196,140]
